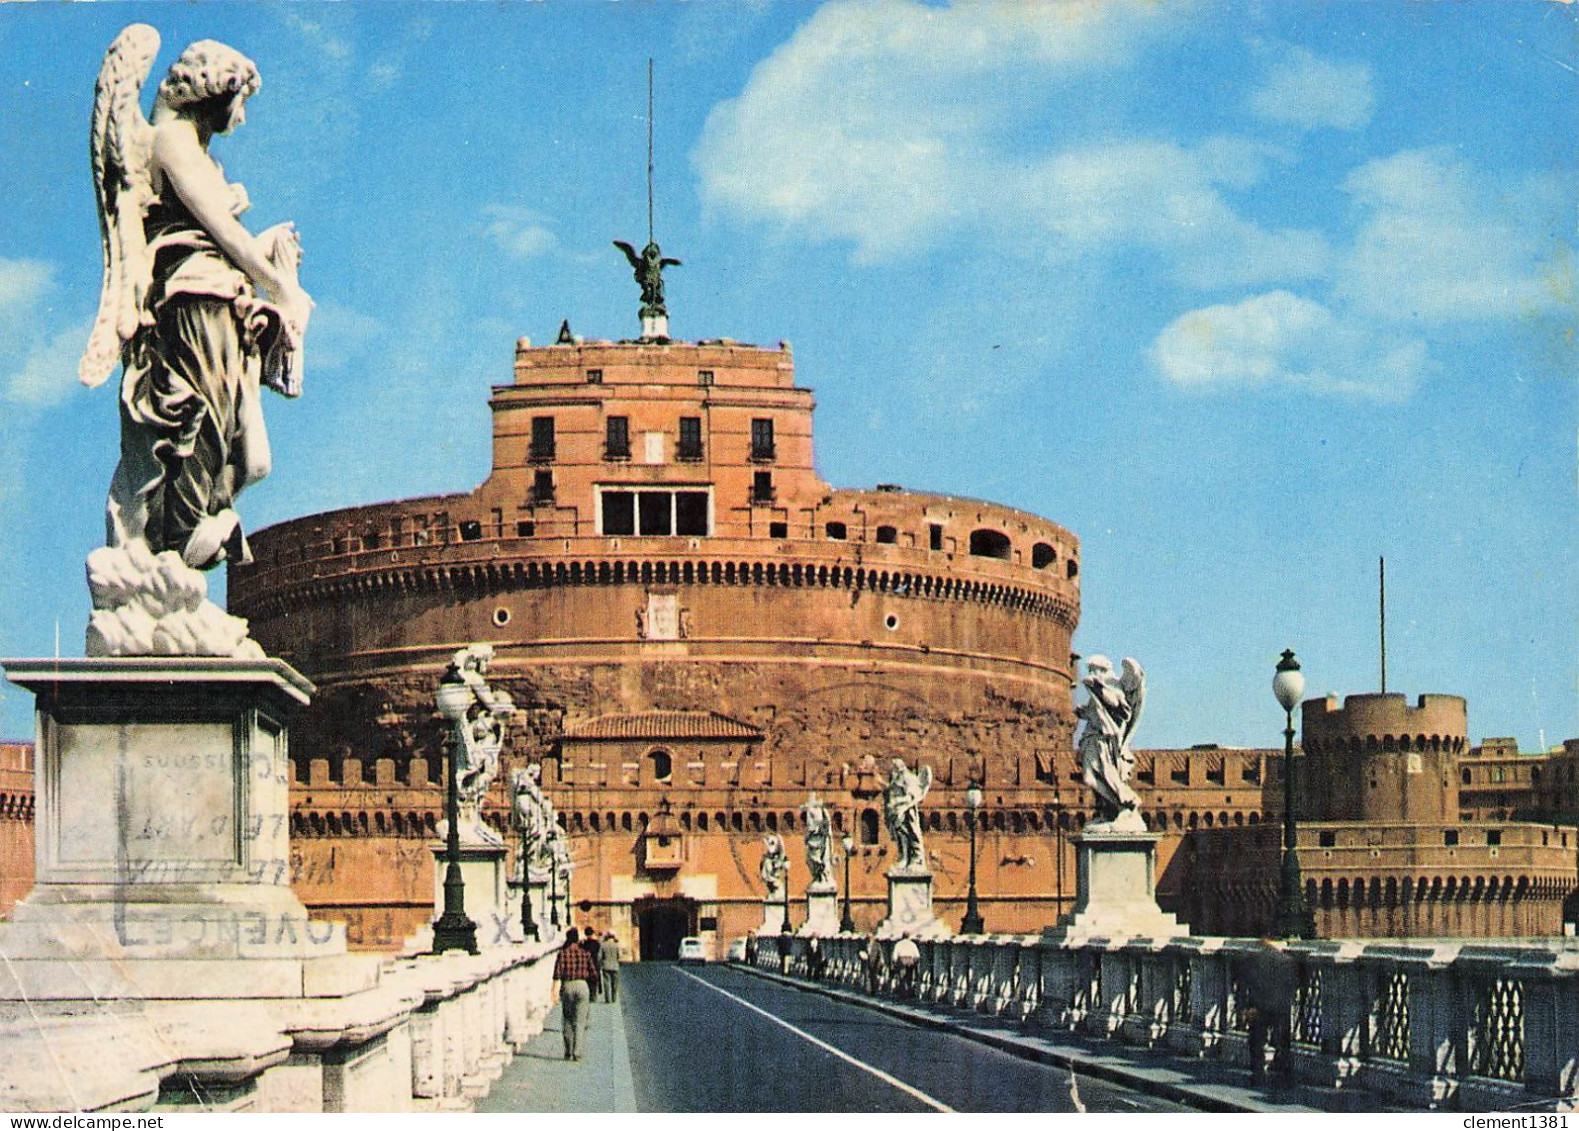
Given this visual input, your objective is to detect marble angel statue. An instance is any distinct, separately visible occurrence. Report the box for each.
[801,793,834,889]
[79,26,312,615]
[444,644,514,846]
[759,833,789,899]
[1076,655,1147,831]
[883,759,932,873]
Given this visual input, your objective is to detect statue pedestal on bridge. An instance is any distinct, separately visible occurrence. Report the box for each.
[1045,828,1186,941]
[875,870,952,939]
[429,840,512,946]
[757,897,787,936]
[800,883,841,936]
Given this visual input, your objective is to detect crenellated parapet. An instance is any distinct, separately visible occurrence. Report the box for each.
[1301,692,1467,823]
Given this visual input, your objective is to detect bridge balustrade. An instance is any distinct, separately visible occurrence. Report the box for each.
[747,932,1578,1110]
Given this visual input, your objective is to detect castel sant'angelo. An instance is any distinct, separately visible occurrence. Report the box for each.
[210,254,1577,956]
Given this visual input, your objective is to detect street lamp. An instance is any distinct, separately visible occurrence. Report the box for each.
[840,833,856,933]
[548,847,561,931]
[962,781,985,935]
[1273,649,1314,939]
[518,832,538,943]
[431,672,478,954]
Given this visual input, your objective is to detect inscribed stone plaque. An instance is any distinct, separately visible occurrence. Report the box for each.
[56,720,237,869]
[646,592,679,640]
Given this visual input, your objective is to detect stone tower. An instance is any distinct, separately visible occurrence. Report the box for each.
[1300,692,1466,823]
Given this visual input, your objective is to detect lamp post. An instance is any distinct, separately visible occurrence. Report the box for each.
[962,781,985,935]
[1273,649,1314,939]
[518,833,538,943]
[840,833,856,933]
[549,836,562,932]
[431,672,478,954]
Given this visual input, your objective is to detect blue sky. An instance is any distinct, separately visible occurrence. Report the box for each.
[1,1,1573,751]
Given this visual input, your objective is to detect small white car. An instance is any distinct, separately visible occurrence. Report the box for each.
[678,936,708,965]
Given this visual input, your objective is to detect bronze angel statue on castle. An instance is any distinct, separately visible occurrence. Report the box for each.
[76,26,312,658]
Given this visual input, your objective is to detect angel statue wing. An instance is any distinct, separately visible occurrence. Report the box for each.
[1119,657,1146,745]
[79,24,161,389]
[915,763,933,799]
[612,240,641,269]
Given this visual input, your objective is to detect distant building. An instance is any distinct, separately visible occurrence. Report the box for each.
[0,742,34,916]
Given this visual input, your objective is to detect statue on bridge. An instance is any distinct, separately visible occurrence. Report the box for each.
[511,764,552,881]
[882,758,932,874]
[759,833,789,900]
[1076,655,1147,832]
[443,644,515,846]
[801,793,833,890]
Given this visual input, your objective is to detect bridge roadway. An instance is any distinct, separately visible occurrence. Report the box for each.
[479,961,1191,1113]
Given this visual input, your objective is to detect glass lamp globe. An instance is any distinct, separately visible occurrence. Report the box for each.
[436,678,471,723]
[1273,649,1305,713]
[965,782,984,811]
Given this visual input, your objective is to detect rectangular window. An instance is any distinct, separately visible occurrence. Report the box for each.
[676,492,709,536]
[458,520,482,542]
[599,488,712,537]
[606,416,631,460]
[929,523,944,551]
[530,416,555,462]
[1318,830,1336,848]
[698,370,714,387]
[602,491,635,536]
[751,418,775,461]
[638,492,672,535]
[752,471,774,504]
[1486,829,1502,846]
[678,416,703,461]
[516,520,536,538]
[532,470,554,504]
[586,368,603,384]
[1444,829,1460,847]
[769,521,788,539]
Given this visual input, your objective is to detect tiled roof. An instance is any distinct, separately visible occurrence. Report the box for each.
[563,711,763,742]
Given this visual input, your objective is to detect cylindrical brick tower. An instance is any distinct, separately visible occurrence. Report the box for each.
[1301,692,1466,823]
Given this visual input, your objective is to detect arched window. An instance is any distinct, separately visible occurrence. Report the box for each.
[968,529,1011,560]
[860,809,880,845]
[648,748,673,783]
[1031,543,1056,569]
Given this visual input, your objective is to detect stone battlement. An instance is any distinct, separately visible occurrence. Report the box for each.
[1303,692,1468,751]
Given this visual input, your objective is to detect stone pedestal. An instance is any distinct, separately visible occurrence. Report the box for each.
[640,313,669,340]
[875,870,952,939]
[431,841,511,946]
[757,897,787,936]
[1045,829,1187,941]
[800,884,841,936]
[0,658,413,1111]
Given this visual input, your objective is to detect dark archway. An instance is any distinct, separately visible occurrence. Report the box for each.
[634,895,698,961]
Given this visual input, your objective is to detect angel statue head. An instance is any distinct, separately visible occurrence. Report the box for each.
[155,39,260,131]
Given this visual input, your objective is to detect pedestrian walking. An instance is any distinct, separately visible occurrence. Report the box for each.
[892,935,921,997]
[1237,938,1297,1081]
[598,930,622,1003]
[553,928,601,1060]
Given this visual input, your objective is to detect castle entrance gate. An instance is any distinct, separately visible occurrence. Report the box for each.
[634,895,697,960]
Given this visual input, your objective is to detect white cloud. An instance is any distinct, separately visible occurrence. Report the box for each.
[483,206,559,259]
[1150,290,1427,401]
[1338,147,1568,323]
[0,258,51,315]
[2,319,90,408]
[1248,46,1373,131]
[1015,140,1329,287]
[694,0,1190,262]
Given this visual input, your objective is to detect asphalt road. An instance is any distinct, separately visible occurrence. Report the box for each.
[620,962,1191,1113]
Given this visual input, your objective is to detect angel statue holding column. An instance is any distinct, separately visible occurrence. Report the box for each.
[81,26,312,576]
[1076,655,1147,832]
[882,759,932,874]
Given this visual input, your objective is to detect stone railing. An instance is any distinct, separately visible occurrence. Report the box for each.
[754,932,1579,1111]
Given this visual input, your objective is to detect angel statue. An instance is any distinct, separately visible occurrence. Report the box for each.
[759,833,789,900]
[882,758,933,874]
[510,764,551,881]
[81,26,312,579]
[1076,655,1147,832]
[613,239,680,319]
[801,793,833,890]
[442,644,515,846]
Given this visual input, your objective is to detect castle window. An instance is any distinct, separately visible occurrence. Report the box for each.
[678,416,703,461]
[459,520,482,542]
[769,521,788,539]
[586,368,603,384]
[1486,829,1501,846]
[825,522,847,540]
[599,487,712,536]
[530,416,556,462]
[1318,830,1336,848]
[1444,830,1459,847]
[1031,542,1056,569]
[1462,768,1472,785]
[532,470,554,504]
[1067,559,1079,579]
[968,529,1011,560]
[649,749,672,783]
[698,369,713,387]
[750,418,776,461]
[875,525,898,545]
[929,523,944,551]
[605,416,631,460]
[516,520,536,537]
[752,472,774,505]
[860,808,880,846]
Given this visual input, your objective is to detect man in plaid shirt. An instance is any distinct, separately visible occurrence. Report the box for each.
[554,928,601,1060]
